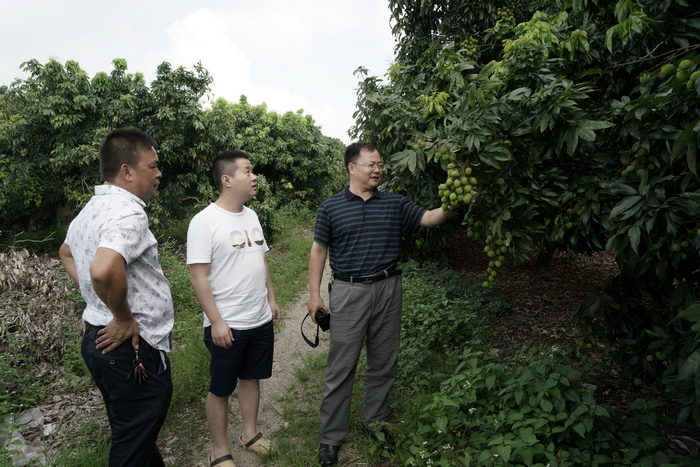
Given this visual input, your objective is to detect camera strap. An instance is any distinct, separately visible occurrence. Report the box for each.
[301,314,320,348]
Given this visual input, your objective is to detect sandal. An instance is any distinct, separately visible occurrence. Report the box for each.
[209,453,236,467]
[239,432,275,454]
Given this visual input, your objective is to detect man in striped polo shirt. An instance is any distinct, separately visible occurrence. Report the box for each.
[307,142,451,466]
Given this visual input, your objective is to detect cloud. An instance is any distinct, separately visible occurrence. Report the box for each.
[165,8,253,100]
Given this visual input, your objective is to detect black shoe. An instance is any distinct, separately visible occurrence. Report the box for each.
[318,443,339,466]
[362,425,396,453]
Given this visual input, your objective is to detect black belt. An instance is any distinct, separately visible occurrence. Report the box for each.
[84,322,105,338]
[333,268,402,284]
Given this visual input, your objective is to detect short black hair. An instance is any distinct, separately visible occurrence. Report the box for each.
[212,150,251,190]
[99,128,157,182]
[344,142,380,173]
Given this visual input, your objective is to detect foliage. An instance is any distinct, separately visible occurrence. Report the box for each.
[352,0,700,426]
[398,348,680,467]
[398,260,508,384]
[0,58,345,240]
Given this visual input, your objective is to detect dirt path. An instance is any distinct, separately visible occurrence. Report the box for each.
[195,266,332,467]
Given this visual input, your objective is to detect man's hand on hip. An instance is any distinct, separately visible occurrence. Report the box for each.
[96,317,140,354]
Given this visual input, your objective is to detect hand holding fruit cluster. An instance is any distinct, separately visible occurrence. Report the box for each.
[438,163,477,215]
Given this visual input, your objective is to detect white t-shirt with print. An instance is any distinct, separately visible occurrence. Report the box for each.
[65,185,174,351]
[187,203,272,329]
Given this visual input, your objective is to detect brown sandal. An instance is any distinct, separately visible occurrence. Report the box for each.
[239,432,275,454]
[209,453,236,467]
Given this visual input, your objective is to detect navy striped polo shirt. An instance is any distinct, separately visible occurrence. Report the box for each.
[313,187,426,276]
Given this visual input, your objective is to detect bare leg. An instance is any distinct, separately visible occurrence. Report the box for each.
[206,392,231,460]
[237,379,260,443]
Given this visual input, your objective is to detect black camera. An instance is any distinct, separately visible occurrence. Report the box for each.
[315,308,331,332]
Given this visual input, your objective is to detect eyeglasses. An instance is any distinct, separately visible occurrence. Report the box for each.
[354,162,385,170]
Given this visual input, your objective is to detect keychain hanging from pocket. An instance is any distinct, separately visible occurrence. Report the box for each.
[127,348,149,385]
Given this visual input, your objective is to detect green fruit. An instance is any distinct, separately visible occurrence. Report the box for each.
[581,354,588,361]
[450,193,457,201]
[468,217,475,225]
[646,354,654,362]
[455,187,463,195]
[463,194,472,203]
[497,177,505,185]
[576,352,583,358]
[639,73,651,85]
[673,243,682,252]
[677,70,690,82]
[469,177,477,185]
[655,351,662,359]
[681,241,689,248]
[487,250,495,258]
[488,261,495,267]
[634,378,643,386]
[415,239,424,247]
[500,246,507,253]
[636,168,644,176]
[453,179,461,187]
[438,184,447,190]
[498,255,505,261]
[660,63,676,76]
[447,163,455,169]
[483,281,490,288]
[465,167,473,175]
[565,222,573,229]
[679,59,692,70]
[638,148,648,157]
[495,260,502,267]
[689,70,700,83]
[586,343,592,349]
[484,246,491,253]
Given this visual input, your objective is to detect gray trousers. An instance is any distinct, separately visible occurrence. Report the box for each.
[319,275,402,446]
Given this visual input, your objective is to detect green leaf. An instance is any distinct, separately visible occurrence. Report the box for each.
[679,349,700,380]
[573,422,587,438]
[628,224,641,254]
[671,117,700,163]
[675,304,700,322]
[541,398,554,413]
[609,195,642,219]
[495,445,511,463]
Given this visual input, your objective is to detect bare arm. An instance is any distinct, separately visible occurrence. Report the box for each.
[264,259,281,326]
[307,241,328,322]
[59,243,78,282]
[189,263,233,348]
[89,247,139,353]
[420,207,450,228]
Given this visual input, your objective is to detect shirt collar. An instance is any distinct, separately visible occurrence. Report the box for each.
[94,184,146,207]
[344,186,382,201]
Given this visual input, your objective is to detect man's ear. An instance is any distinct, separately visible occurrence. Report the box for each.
[120,163,133,182]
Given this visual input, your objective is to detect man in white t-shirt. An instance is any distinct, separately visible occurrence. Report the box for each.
[187,150,281,467]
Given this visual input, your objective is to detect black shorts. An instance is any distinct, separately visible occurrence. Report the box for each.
[204,320,274,397]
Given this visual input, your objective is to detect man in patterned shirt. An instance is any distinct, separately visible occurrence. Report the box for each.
[59,127,174,467]
[307,142,451,466]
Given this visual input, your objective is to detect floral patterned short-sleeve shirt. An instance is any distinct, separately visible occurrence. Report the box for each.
[65,185,174,351]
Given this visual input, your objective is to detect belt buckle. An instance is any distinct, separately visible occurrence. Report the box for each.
[362,277,373,284]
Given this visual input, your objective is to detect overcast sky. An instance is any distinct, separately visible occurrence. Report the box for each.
[0,0,397,143]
